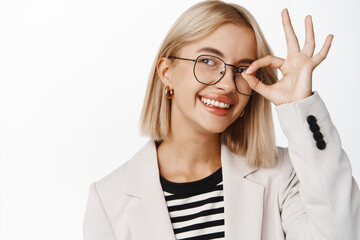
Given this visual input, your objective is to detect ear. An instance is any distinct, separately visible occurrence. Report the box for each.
[156,57,173,87]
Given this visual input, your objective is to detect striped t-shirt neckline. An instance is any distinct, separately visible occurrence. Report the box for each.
[160,167,225,240]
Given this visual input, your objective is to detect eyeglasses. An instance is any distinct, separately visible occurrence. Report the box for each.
[168,54,264,96]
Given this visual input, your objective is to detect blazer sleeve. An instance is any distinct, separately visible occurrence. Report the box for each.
[274,91,360,240]
[83,182,116,240]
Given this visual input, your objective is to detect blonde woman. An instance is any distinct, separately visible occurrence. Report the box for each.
[83,1,360,239]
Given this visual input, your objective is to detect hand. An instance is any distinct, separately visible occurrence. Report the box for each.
[243,8,334,106]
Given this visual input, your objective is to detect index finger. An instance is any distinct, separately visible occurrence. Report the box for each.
[245,55,284,74]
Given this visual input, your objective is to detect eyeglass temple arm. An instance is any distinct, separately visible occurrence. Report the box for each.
[168,56,196,62]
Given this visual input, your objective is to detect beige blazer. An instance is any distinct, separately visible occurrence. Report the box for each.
[83,91,360,240]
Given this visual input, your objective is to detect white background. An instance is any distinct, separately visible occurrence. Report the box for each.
[0,0,359,239]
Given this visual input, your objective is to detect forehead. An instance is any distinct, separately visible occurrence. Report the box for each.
[180,23,257,62]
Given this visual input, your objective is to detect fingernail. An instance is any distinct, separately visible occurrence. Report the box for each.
[246,67,252,74]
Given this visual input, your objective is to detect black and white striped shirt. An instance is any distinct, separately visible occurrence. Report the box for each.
[160,166,225,240]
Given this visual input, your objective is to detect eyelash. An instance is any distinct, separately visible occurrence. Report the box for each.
[236,67,249,73]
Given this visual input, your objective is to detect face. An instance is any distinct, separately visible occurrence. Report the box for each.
[158,23,257,135]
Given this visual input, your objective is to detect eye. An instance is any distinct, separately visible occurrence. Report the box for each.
[236,66,248,73]
[199,58,216,66]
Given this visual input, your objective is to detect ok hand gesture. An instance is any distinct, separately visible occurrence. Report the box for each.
[243,8,334,106]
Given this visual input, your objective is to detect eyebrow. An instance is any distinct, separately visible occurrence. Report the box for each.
[197,47,255,64]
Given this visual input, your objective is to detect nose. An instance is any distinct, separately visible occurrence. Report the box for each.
[216,65,236,93]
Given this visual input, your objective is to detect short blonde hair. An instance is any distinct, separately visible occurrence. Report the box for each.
[139,0,278,168]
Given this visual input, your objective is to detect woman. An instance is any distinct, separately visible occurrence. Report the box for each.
[83,1,360,239]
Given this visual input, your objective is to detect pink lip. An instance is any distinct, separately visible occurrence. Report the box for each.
[198,96,233,117]
[199,93,235,105]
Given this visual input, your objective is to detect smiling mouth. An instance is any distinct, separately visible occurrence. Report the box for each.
[198,96,234,110]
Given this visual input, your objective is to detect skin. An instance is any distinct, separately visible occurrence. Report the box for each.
[156,8,333,183]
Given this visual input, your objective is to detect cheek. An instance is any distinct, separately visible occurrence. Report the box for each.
[174,82,203,109]
[235,96,251,113]
[172,67,201,102]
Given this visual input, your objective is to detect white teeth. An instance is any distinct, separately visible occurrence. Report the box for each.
[200,97,231,109]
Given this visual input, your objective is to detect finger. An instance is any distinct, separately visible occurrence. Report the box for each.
[312,34,334,67]
[242,73,272,99]
[246,55,285,74]
[282,8,300,54]
[302,15,315,57]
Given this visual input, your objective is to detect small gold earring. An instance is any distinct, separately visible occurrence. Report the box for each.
[239,110,245,118]
[165,85,174,99]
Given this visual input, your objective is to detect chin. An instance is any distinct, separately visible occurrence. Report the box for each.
[200,121,231,134]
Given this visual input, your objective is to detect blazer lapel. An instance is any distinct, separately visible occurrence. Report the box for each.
[127,184,177,239]
[124,139,264,240]
[221,143,264,239]
[125,140,176,239]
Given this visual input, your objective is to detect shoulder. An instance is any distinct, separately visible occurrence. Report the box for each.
[91,139,156,202]
[275,146,293,179]
[88,158,132,212]
[94,160,130,196]
[245,146,293,184]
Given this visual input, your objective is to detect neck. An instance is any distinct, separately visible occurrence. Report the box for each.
[156,109,222,182]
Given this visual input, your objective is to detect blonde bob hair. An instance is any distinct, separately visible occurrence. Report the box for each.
[139,0,278,168]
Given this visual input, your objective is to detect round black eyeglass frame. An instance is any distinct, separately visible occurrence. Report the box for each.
[168,54,264,96]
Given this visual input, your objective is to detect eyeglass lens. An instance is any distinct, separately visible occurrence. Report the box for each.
[194,55,263,95]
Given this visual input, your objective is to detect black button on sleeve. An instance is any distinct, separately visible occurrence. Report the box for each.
[313,132,323,141]
[309,124,320,133]
[307,115,317,125]
[307,115,326,150]
[316,140,326,150]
